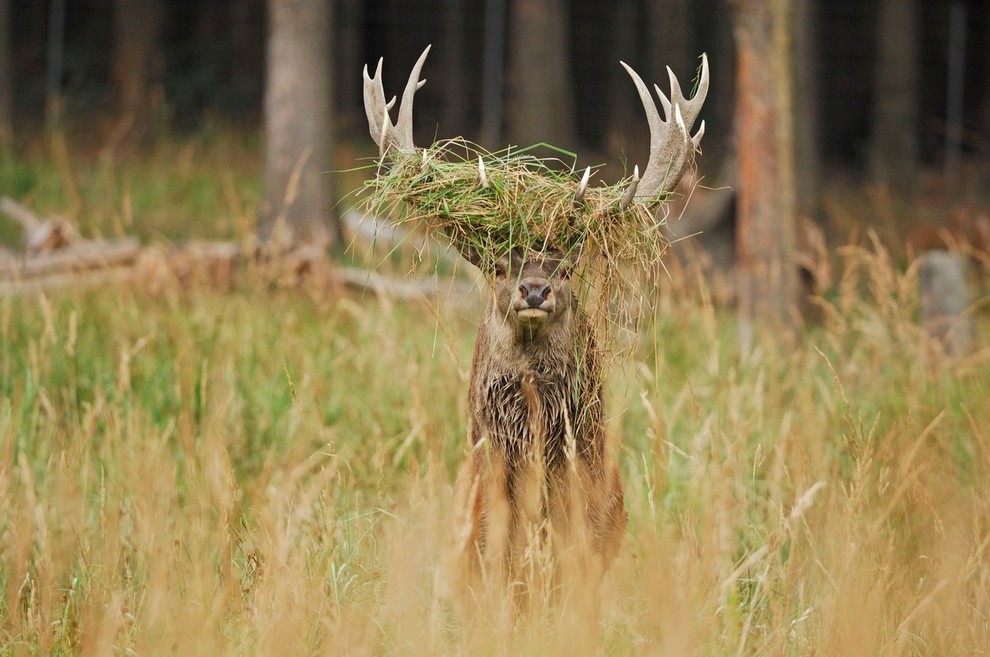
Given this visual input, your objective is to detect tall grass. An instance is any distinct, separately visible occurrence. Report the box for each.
[1,128,261,243]
[3,128,989,654]
[2,230,988,655]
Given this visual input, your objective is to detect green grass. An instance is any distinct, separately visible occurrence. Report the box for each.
[2,248,989,655]
[1,131,990,655]
[0,129,260,245]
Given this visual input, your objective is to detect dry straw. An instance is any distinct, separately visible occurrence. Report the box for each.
[364,138,676,340]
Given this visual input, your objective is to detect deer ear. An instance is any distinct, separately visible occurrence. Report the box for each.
[449,236,486,270]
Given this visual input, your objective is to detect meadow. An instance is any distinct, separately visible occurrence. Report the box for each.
[1,134,989,655]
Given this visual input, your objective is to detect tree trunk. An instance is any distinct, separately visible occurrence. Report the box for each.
[646,0,692,86]
[480,0,507,146]
[506,0,574,149]
[792,0,821,220]
[0,0,11,146]
[868,0,918,193]
[604,0,637,162]
[732,0,798,337]
[230,0,264,109]
[112,0,165,127]
[334,0,361,134]
[442,0,469,134]
[262,0,335,250]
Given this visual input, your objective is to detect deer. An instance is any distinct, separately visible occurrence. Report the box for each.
[362,45,708,611]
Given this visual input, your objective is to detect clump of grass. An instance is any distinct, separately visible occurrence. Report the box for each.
[364,139,673,305]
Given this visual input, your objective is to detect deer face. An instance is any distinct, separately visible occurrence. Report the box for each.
[487,249,573,338]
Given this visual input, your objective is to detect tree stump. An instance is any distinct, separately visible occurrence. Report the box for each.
[918,250,976,358]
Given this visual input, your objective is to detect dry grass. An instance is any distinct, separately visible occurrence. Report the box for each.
[363,140,674,346]
[2,233,989,655]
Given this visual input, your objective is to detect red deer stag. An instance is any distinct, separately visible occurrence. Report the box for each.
[363,46,708,607]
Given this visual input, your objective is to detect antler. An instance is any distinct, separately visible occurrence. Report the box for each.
[619,54,708,206]
[363,45,432,156]
[363,46,709,215]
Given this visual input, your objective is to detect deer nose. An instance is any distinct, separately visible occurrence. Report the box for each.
[519,278,552,308]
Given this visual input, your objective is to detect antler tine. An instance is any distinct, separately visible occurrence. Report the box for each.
[653,83,672,121]
[668,52,709,131]
[378,113,391,157]
[394,45,432,150]
[478,156,489,188]
[692,119,706,149]
[619,55,708,201]
[574,166,591,204]
[619,165,640,209]
[363,58,396,153]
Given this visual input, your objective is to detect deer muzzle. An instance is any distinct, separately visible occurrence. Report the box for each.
[513,277,555,323]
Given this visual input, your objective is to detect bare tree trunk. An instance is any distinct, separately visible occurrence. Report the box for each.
[869,0,918,193]
[733,0,798,338]
[0,0,11,146]
[506,0,574,148]
[646,0,692,86]
[792,0,821,220]
[944,0,966,189]
[442,0,469,134]
[335,0,361,134]
[112,0,165,128]
[480,0,507,146]
[230,0,264,108]
[262,0,335,250]
[604,0,637,162]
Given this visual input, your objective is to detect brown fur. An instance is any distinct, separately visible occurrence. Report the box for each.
[450,248,626,609]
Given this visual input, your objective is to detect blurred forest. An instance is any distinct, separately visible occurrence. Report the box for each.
[2,0,990,288]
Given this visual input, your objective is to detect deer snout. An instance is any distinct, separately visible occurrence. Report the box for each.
[519,278,552,308]
[513,276,556,323]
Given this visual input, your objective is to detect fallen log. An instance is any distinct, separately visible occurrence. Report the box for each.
[337,265,475,302]
[1,198,473,303]
[1,239,472,304]
[0,239,140,277]
[0,196,76,254]
[918,250,976,358]
[0,266,135,297]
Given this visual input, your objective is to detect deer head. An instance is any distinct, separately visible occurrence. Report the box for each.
[487,248,575,342]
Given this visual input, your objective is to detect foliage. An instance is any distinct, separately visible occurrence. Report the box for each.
[2,237,989,655]
[0,129,260,246]
[2,132,989,655]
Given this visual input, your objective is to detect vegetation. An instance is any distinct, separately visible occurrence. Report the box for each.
[368,140,667,259]
[0,129,261,244]
[2,138,989,655]
[366,139,672,337]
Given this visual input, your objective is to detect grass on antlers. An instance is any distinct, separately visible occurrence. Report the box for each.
[363,139,675,323]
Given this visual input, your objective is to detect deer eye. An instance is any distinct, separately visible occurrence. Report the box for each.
[493,262,506,278]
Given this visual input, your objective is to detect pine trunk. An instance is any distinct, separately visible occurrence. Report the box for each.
[733,0,798,336]
[112,0,165,125]
[0,0,11,146]
[262,0,335,249]
[506,0,574,148]
[869,0,918,192]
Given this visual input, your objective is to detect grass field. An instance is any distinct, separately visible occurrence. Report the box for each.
[2,135,990,655]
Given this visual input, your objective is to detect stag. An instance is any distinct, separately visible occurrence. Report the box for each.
[363,46,708,606]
